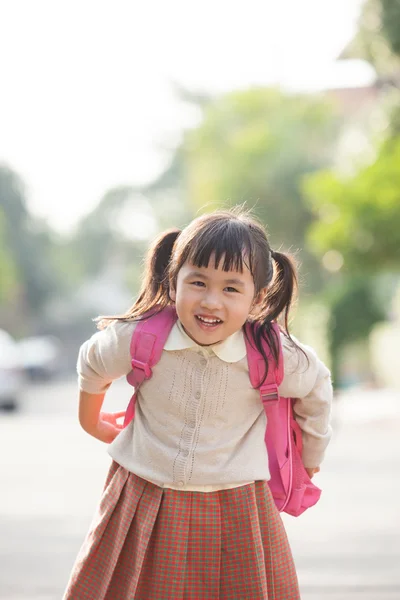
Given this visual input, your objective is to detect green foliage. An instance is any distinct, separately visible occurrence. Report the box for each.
[185,89,336,224]
[0,165,57,314]
[60,185,153,292]
[326,276,385,381]
[151,88,340,290]
[322,0,400,383]
[304,133,400,383]
[0,210,18,304]
[304,137,400,271]
[381,0,400,56]
[340,0,400,77]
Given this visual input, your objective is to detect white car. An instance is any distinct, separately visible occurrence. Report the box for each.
[0,329,24,411]
[18,335,61,381]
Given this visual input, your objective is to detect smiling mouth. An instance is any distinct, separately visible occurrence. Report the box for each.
[195,315,223,326]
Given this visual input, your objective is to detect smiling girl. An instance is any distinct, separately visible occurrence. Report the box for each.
[64,208,332,600]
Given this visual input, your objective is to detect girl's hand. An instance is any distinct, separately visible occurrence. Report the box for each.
[305,466,320,479]
[91,411,126,444]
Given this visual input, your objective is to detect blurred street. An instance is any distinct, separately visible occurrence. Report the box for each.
[0,379,399,600]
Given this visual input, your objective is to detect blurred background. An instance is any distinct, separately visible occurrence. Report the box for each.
[0,0,399,598]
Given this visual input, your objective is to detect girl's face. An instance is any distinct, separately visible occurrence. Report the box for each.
[170,258,264,346]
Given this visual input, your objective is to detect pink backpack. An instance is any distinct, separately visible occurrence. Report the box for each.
[123,306,321,516]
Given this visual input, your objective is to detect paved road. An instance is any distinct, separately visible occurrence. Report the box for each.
[0,378,399,599]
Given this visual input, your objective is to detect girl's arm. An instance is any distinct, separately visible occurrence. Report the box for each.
[292,368,332,469]
[79,390,125,443]
[279,335,333,470]
[77,321,135,442]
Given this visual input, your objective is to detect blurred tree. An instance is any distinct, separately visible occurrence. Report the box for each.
[65,186,135,281]
[58,185,156,294]
[303,0,400,383]
[0,165,56,326]
[143,87,340,291]
[304,136,400,272]
[303,135,400,381]
[339,0,400,135]
[325,277,385,383]
[381,0,400,57]
[306,0,400,270]
[339,0,400,81]
[0,210,18,304]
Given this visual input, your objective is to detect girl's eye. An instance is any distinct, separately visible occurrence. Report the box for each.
[225,287,239,293]
[191,281,205,287]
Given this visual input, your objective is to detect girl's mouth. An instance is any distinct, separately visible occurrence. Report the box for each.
[195,315,223,331]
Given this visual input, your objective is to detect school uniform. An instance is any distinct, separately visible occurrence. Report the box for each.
[64,320,332,599]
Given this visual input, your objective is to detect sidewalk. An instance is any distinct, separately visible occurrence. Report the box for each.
[284,387,400,599]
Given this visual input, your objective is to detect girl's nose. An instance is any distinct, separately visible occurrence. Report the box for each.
[200,293,222,310]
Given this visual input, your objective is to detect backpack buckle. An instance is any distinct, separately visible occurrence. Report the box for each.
[260,383,279,405]
[131,358,152,379]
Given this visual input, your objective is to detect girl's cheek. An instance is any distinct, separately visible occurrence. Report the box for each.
[182,287,198,301]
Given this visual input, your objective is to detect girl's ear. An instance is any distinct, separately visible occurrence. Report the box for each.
[169,283,176,302]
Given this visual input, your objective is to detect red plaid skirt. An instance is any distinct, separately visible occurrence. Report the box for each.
[64,461,300,599]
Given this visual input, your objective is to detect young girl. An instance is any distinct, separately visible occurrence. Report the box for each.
[64,208,332,600]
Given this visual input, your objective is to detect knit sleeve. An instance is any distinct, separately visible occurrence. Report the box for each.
[278,333,333,468]
[77,320,136,394]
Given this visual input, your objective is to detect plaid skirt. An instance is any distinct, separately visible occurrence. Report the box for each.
[63,461,300,600]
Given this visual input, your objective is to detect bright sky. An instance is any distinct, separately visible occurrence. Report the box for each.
[0,0,372,233]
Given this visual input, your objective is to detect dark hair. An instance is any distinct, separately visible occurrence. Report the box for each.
[98,207,301,383]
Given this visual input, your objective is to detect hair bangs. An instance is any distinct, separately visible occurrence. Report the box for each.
[186,220,256,275]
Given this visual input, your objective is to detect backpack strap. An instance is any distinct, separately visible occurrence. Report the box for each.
[124,305,178,426]
[244,322,283,402]
[244,322,287,478]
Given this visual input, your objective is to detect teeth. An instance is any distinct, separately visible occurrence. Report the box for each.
[197,316,221,324]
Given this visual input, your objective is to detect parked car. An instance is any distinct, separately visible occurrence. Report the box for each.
[18,335,61,381]
[0,329,24,411]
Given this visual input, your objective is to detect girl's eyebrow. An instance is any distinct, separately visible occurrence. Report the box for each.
[185,271,207,280]
[224,279,245,288]
[185,271,245,287]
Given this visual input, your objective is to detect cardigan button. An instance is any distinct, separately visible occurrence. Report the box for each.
[178,481,184,487]
[195,391,201,400]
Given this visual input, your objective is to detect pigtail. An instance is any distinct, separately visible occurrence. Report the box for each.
[96,228,181,328]
[265,250,298,333]
[134,228,181,313]
[247,249,300,385]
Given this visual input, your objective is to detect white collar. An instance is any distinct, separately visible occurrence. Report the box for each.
[164,320,246,363]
